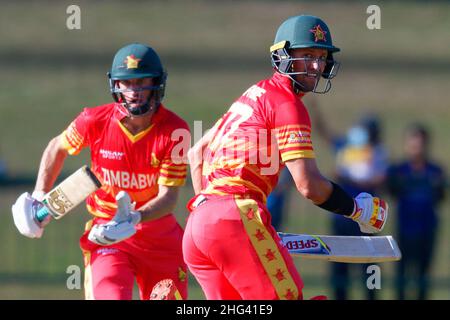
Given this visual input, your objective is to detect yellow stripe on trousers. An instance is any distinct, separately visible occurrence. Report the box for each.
[83,219,95,300]
[235,198,299,300]
[83,251,95,300]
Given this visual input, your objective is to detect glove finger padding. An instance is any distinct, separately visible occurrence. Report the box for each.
[88,220,137,246]
[12,192,45,238]
[113,191,133,224]
[114,191,141,225]
[352,193,388,234]
[87,224,110,245]
[87,191,140,246]
[371,197,388,231]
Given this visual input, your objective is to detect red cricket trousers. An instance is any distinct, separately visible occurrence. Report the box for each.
[80,214,188,300]
[183,195,304,300]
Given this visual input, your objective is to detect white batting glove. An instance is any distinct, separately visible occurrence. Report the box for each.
[31,190,45,202]
[12,192,51,238]
[349,192,388,234]
[88,191,141,246]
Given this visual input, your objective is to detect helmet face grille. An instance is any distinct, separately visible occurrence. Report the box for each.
[270,15,340,94]
[107,44,167,117]
[270,47,340,94]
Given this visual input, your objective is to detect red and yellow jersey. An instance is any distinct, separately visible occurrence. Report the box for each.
[201,72,315,203]
[61,103,189,219]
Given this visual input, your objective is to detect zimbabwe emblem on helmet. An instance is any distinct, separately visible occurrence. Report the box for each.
[309,24,327,42]
[124,54,141,69]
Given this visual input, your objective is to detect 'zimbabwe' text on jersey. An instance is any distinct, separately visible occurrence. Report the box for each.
[62,103,189,218]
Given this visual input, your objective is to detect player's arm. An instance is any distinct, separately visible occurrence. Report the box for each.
[285,157,388,233]
[285,158,332,204]
[188,126,217,195]
[11,134,69,239]
[88,186,180,246]
[36,109,91,196]
[34,134,68,196]
[88,173,183,245]
[136,185,180,223]
[88,186,181,246]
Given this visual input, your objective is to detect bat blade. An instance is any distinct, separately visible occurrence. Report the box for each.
[278,232,402,263]
[41,166,101,220]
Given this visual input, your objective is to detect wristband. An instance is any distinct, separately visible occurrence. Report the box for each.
[317,181,355,216]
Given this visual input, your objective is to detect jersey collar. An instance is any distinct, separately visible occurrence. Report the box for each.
[113,102,167,123]
[113,103,167,143]
[271,72,306,98]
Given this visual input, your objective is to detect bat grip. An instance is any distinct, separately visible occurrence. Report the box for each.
[35,206,50,223]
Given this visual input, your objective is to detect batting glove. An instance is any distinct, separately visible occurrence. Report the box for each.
[88,191,141,246]
[12,192,51,239]
[349,192,388,234]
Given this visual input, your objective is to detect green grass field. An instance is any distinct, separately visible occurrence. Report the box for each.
[0,0,448,299]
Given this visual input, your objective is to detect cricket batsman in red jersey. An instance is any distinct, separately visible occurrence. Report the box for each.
[184,15,389,300]
[12,43,189,299]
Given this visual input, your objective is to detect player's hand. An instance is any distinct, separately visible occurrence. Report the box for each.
[349,192,388,234]
[88,191,141,246]
[11,192,51,238]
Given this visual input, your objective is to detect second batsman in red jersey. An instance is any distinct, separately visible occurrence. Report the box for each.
[65,102,189,300]
[26,43,190,300]
[62,103,188,218]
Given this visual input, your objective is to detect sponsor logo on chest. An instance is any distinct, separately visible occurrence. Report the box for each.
[99,149,125,161]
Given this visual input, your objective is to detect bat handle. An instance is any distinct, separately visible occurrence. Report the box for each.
[35,206,50,223]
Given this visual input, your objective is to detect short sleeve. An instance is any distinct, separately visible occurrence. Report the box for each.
[60,109,91,155]
[274,101,315,162]
[157,121,190,187]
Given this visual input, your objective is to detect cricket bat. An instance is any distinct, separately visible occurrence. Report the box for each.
[35,166,102,222]
[278,232,402,263]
